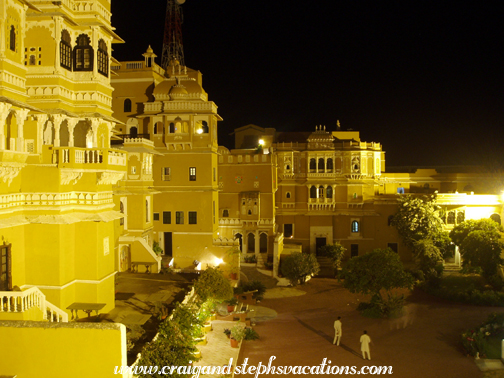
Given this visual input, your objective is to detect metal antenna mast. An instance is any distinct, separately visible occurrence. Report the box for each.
[161,0,186,70]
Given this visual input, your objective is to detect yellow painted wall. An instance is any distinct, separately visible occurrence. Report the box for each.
[0,321,126,378]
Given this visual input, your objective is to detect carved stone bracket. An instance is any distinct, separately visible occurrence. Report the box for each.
[0,163,24,185]
[97,172,125,185]
[60,170,83,185]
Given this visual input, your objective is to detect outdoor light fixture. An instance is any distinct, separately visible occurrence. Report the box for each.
[193,260,200,266]
[258,139,265,146]
[196,128,203,134]
[215,257,223,266]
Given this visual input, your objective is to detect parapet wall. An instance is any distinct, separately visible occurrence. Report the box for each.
[0,321,127,378]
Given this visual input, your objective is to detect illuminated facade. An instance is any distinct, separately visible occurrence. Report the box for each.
[0,0,127,320]
[111,49,233,272]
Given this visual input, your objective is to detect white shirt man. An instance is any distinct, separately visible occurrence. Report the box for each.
[360,330,372,360]
[333,316,342,345]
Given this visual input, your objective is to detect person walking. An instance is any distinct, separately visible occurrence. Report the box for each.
[333,316,342,345]
[360,330,371,360]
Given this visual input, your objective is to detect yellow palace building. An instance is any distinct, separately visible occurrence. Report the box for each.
[0,0,126,318]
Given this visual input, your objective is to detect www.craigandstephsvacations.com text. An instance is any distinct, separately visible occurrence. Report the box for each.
[114,357,393,376]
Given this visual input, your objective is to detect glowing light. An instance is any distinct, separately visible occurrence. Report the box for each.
[168,258,174,267]
[215,257,223,266]
[195,262,202,271]
[196,128,203,134]
[258,139,265,146]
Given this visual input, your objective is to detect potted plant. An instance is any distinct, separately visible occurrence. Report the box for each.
[230,324,246,348]
[225,297,238,313]
[223,328,231,338]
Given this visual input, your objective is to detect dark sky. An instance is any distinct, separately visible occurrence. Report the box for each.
[111,1,503,167]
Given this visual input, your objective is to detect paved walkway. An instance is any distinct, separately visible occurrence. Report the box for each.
[241,266,278,289]
[237,278,504,378]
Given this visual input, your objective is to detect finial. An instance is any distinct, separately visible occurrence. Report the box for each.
[337,120,341,130]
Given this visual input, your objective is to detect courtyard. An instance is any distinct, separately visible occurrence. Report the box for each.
[237,276,504,378]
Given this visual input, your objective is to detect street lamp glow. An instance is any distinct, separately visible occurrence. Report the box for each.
[258,139,265,146]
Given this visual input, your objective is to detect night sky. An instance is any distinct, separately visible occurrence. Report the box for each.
[111,1,502,167]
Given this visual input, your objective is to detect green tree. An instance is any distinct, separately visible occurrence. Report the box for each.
[137,313,198,378]
[450,219,503,247]
[340,249,414,301]
[281,252,320,286]
[412,239,443,279]
[318,243,346,270]
[391,194,444,248]
[193,266,233,303]
[460,230,504,278]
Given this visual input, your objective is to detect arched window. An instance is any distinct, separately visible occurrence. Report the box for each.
[29,55,36,65]
[130,127,138,138]
[327,158,333,170]
[456,210,465,224]
[169,123,175,133]
[318,186,324,199]
[310,186,317,199]
[222,209,229,217]
[447,211,455,225]
[201,121,209,133]
[74,34,93,71]
[318,158,325,171]
[351,220,359,233]
[60,30,72,70]
[97,39,108,76]
[326,186,333,199]
[309,158,316,170]
[286,192,291,199]
[247,233,255,253]
[124,99,132,113]
[154,122,163,134]
[10,26,16,52]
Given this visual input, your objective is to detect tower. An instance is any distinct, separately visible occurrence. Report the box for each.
[161,0,186,70]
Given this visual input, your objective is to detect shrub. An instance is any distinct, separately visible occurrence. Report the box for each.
[230,324,246,341]
[281,252,320,286]
[193,267,233,303]
[244,327,259,340]
[318,243,346,269]
[240,280,267,299]
[357,301,383,318]
[244,254,257,263]
[461,313,504,357]
[152,241,163,255]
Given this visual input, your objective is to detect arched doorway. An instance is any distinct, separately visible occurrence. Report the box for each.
[234,233,243,252]
[247,233,255,254]
[259,233,268,253]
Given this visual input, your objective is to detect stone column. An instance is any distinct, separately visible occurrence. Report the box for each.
[91,26,99,79]
[34,114,48,154]
[105,121,115,148]
[52,114,65,147]
[66,118,78,147]
[0,103,13,150]
[88,117,101,148]
[14,109,30,152]
[53,16,62,73]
